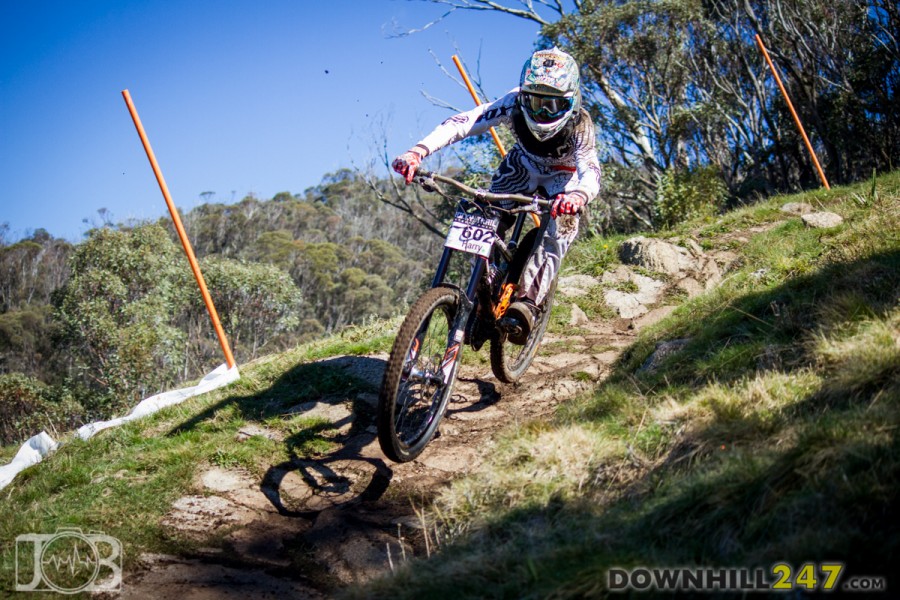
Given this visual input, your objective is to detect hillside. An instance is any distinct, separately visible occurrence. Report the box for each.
[0,172,897,597]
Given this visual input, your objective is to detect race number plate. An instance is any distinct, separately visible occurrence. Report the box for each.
[444,210,500,258]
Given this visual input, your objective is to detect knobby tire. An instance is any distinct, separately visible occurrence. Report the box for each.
[490,275,556,384]
[378,286,462,463]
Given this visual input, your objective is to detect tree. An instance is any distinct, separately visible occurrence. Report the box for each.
[0,373,83,445]
[193,258,303,359]
[414,0,900,213]
[54,224,189,412]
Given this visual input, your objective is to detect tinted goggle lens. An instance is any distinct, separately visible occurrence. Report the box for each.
[521,93,572,120]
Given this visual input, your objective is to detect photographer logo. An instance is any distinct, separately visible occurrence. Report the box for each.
[15,528,122,594]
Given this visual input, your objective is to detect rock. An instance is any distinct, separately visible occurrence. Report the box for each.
[600,265,633,285]
[558,274,601,297]
[392,515,428,530]
[781,202,815,215]
[569,303,590,326]
[603,271,666,319]
[235,423,283,442]
[302,508,408,584]
[419,445,480,472]
[612,318,635,333]
[635,305,677,329]
[619,236,697,276]
[676,276,704,298]
[604,291,648,319]
[200,467,252,493]
[632,273,667,304]
[120,560,323,599]
[162,495,257,535]
[287,400,353,434]
[802,212,843,228]
[639,339,691,374]
[699,258,723,288]
[711,250,740,272]
[685,238,705,257]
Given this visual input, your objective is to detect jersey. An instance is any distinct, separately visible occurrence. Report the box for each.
[412,89,602,203]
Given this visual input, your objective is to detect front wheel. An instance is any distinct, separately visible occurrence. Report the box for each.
[490,275,557,384]
[378,286,463,462]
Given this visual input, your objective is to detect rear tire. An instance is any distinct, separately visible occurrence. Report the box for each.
[378,286,462,462]
[490,275,557,384]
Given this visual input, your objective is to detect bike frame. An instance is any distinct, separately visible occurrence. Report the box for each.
[429,201,551,366]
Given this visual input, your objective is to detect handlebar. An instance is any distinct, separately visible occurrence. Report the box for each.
[414,170,552,209]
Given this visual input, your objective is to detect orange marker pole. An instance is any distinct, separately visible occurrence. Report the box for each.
[122,89,236,369]
[452,55,542,225]
[755,34,830,190]
[452,55,507,156]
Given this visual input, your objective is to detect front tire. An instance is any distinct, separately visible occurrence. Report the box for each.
[378,286,462,462]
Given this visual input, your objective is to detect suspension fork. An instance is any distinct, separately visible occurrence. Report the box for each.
[420,247,480,384]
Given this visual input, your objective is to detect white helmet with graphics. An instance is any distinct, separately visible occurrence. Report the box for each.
[518,47,582,142]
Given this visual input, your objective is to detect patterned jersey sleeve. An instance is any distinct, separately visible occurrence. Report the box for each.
[572,113,603,203]
[413,90,518,157]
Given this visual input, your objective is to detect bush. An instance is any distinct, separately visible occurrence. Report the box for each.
[655,166,728,228]
[54,224,189,412]
[0,374,84,445]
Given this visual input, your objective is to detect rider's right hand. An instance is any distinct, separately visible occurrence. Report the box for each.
[392,150,424,184]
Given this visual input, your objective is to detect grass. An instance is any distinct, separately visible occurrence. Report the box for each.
[346,172,900,598]
[0,317,397,594]
[2,173,897,598]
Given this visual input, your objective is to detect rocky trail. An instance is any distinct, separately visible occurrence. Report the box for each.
[122,314,637,599]
[120,215,825,598]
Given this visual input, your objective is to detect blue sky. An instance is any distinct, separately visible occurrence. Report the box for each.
[0,1,543,241]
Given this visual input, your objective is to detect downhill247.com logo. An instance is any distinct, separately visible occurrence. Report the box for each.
[16,528,122,594]
[608,563,887,593]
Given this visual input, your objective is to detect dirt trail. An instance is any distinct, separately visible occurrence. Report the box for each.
[119,309,653,599]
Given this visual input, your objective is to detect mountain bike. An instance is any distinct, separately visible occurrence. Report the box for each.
[377,171,557,462]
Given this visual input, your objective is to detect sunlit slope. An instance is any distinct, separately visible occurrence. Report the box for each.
[351,172,899,599]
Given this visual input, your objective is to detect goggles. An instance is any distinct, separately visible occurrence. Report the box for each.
[520,92,573,123]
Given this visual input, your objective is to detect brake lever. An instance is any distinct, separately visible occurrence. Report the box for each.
[415,173,438,194]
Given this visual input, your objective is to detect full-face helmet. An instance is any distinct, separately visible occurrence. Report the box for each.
[518,47,582,141]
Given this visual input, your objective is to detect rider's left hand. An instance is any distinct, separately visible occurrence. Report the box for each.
[550,191,587,219]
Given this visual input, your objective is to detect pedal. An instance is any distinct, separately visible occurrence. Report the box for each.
[498,316,525,339]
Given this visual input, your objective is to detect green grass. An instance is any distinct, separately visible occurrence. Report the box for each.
[0,318,396,594]
[346,172,900,599]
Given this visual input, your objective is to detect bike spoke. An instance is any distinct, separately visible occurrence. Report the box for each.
[392,305,452,448]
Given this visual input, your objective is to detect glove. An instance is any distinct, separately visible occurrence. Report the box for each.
[392,149,424,184]
[550,191,587,219]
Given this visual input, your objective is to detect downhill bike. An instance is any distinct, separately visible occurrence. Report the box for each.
[377,171,558,462]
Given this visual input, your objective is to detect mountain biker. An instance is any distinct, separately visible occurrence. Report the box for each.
[392,47,602,344]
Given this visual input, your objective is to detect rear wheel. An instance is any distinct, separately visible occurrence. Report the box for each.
[378,286,462,462]
[490,275,556,383]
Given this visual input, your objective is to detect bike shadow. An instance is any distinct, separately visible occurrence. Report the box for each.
[446,375,502,416]
[168,355,395,518]
[259,355,396,518]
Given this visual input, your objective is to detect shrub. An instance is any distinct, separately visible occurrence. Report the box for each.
[655,166,728,228]
[0,374,84,445]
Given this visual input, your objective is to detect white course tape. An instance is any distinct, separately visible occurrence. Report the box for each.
[77,363,240,440]
[0,432,59,490]
[0,363,239,491]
